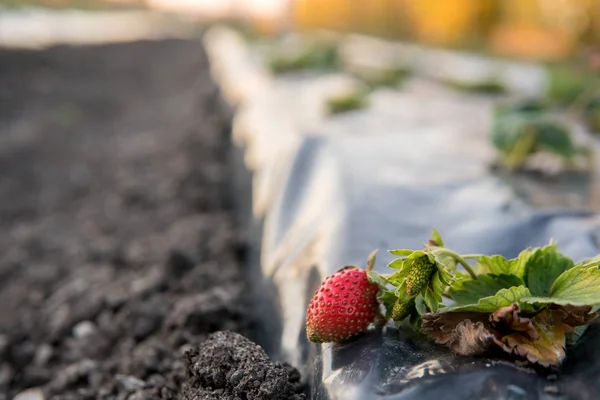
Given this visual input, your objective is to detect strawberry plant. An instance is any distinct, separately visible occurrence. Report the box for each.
[490,99,587,171]
[305,229,600,369]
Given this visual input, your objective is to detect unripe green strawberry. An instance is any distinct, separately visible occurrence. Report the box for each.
[405,255,436,296]
[306,266,380,343]
[391,297,415,321]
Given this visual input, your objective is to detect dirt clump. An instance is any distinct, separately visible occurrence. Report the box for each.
[182,331,306,400]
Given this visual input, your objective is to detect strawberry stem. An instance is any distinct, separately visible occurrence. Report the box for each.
[434,248,478,280]
[461,254,486,260]
[453,255,478,280]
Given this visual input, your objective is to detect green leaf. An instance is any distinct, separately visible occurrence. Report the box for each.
[367,271,392,290]
[379,290,399,319]
[389,249,415,256]
[438,267,453,287]
[522,265,600,306]
[394,280,412,303]
[440,286,534,314]
[388,269,409,284]
[387,250,426,275]
[430,228,444,247]
[414,293,427,316]
[428,248,457,276]
[424,271,445,312]
[491,111,576,166]
[476,255,512,275]
[575,255,600,268]
[477,253,529,278]
[511,248,534,278]
[424,286,441,312]
[525,244,574,296]
[388,259,405,269]
[535,119,575,159]
[477,251,530,278]
[450,274,525,305]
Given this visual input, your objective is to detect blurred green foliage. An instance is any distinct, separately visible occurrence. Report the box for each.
[352,66,411,89]
[444,77,507,95]
[491,99,584,170]
[583,96,600,133]
[326,89,369,115]
[546,64,600,105]
[268,39,339,73]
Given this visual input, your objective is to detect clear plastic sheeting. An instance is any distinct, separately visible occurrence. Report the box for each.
[205,27,600,400]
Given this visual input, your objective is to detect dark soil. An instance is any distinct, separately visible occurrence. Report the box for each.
[182,331,305,400]
[0,39,304,400]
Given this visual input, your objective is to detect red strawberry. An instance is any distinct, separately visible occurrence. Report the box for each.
[306,266,380,343]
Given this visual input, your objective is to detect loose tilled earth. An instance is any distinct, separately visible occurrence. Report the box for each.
[0,39,305,399]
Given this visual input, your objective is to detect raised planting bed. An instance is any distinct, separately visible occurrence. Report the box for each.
[204,27,600,399]
[0,39,306,400]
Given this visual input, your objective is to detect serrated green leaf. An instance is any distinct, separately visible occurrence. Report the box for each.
[388,269,409,284]
[423,271,445,312]
[477,255,512,275]
[430,228,444,247]
[388,259,405,269]
[511,248,533,278]
[522,265,600,306]
[477,252,529,278]
[394,280,412,303]
[440,286,534,314]
[424,288,440,312]
[438,268,453,287]
[450,274,524,305]
[525,244,573,296]
[389,249,415,256]
[575,255,600,268]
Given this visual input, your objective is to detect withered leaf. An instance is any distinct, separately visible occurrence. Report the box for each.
[422,312,494,356]
[500,309,570,368]
[450,320,498,356]
[551,304,600,327]
[489,303,538,340]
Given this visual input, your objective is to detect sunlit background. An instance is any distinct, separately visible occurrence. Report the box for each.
[2,0,599,62]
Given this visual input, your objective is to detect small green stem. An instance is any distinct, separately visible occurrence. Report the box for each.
[454,255,478,280]
[433,248,478,280]
[461,254,486,260]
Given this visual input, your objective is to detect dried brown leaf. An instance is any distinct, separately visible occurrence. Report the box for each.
[489,303,538,340]
[500,309,570,368]
[550,304,600,327]
[421,312,494,356]
[450,320,498,356]
[421,312,487,344]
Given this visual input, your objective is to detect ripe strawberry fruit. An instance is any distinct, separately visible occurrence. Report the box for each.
[306,266,380,343]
